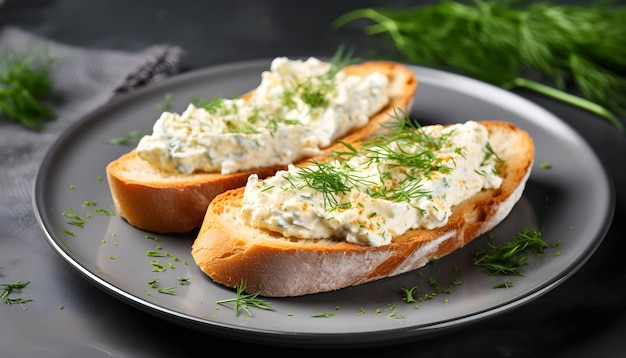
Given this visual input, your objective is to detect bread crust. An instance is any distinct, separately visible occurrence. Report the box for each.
[106,61,417,233]
[191,121,535,297]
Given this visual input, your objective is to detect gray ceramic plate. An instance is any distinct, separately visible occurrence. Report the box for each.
[33,59,614,348]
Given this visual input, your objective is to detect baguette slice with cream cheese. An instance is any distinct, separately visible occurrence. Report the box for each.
[191,120,534,297]
[106,60,417,233]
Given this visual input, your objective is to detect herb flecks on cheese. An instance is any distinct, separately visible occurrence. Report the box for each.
[239,120,503,247]
[136,57,390,175]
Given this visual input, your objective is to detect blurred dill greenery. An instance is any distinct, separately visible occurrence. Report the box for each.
[334,0,626,132]
[0,50,55,130]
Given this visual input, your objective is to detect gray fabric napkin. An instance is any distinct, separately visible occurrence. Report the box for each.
[0,26,185,299]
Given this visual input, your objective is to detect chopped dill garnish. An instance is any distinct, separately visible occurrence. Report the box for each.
[287,112,459,211]
[216,281,273,317]
[147,250,167,257]
[311,312,335,318]
[386,304,404,319]
[540,162,552,169]
[493,279,515,289]
[106,130,148,145]
[154,92,173,112]
[473,228,549,275]
[1,280,32,309]
[147,279,159,288]
[150,259,167,272]
[328,44,359,77]
[157,287,176,295]
[400,286,418,303]
[191,94,226,113]
[94,207,115,216]
[290,160,367,210]
[177,277,192,286]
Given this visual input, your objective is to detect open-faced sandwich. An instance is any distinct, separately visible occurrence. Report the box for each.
[106,56,417,233]
[191,117,534,297]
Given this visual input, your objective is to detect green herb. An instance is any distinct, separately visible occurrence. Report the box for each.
[311,312,335,318]
[278,46,357,112]
[334,0,626,132]
[106,130,148,145]
[400,286,418,303]
[287,113,456,211]
[215,281,273,317]
[1,280,32,309]
[4,298,33,309]
[147,250,167,257]
[328,44,359,77]
[155,92,173,112]
[177,277,192,286]
[0,281,29,299]
[473,228,548,275]
[191,95,226,113]
[146,277,176,295]
[493,279,515,288]
[386,304,405,319]
[0,51,55,130]
[148,279,159,288]
[453,266,463,275]
[94,208,115,216]
[62,209,86,228]
[150,259,167,272]
[157,287,176,295]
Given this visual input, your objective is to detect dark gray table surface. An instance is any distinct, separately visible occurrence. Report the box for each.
[1,1,625,357]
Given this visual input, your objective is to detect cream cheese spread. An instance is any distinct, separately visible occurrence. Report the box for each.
[135,56,390,175]
[239,121,503,247]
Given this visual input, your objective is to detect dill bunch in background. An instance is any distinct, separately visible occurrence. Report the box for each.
[0,51,55,130]
[334,0,626,132]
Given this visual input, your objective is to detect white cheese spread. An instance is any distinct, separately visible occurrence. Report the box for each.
[135,57,390,174]
[239,121,503,247]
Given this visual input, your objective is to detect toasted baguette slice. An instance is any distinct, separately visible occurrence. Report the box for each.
[106,61,417,233]
[191,120,534,297]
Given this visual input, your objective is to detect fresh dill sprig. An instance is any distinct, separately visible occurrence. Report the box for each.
[191,95,227,113]
[0,50,55,130]
[289,113,458,210]
[333,0,626,132]
[215,281,273,317]
[291,159,368,210]
[281,46,359,111]
[328,44,359,77]
[472,228,549,275]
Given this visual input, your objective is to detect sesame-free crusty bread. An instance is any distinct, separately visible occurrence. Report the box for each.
[191,120,534,297]
[106,61,417,233]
